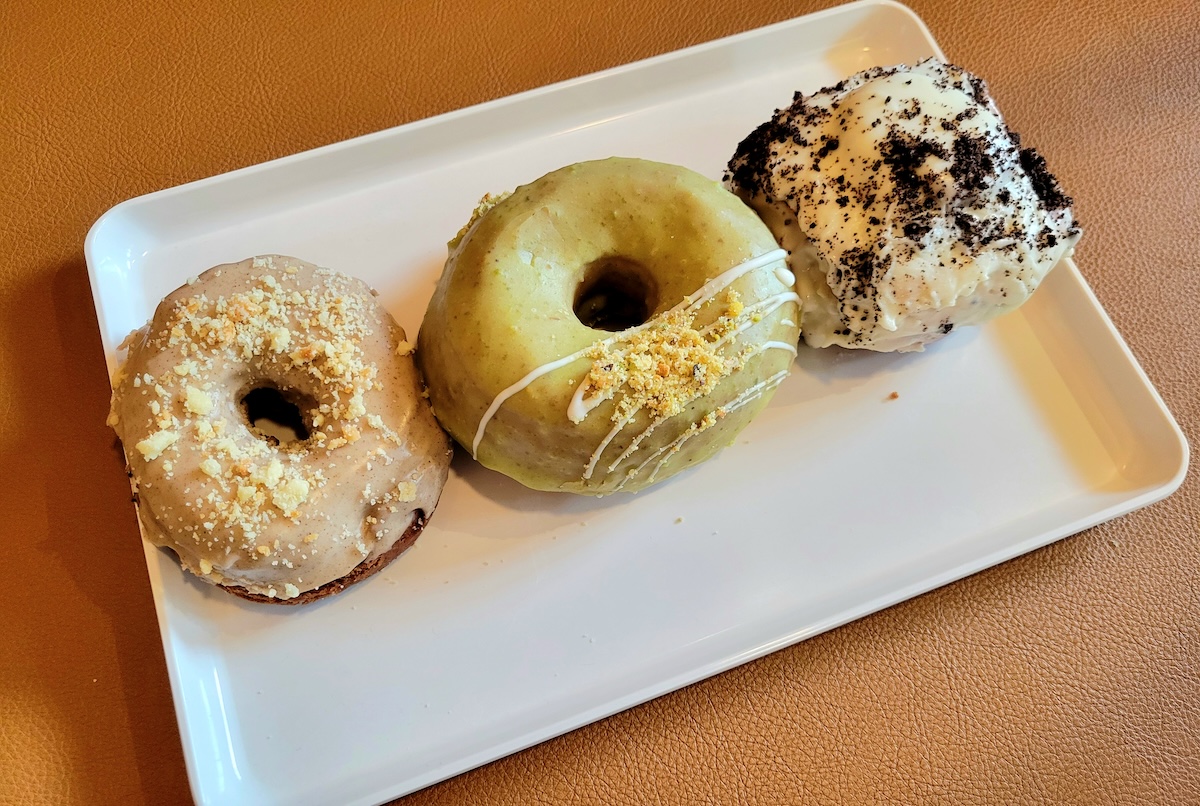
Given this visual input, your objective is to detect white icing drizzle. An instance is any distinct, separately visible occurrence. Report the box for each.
[470,248,790,466]
[606,414,666,474]
[567,378,611,424]
[612,368,790,492]
[758,341,799,357]
[471,348,587,457]
[703,291,801,347]
[583,413,635,480]
[563,247,790,426]
[676,248,788,314]
[645,369,790,482]
[591,341,794,479]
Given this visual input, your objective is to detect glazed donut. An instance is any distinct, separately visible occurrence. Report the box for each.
[108,255,452,604]
[725,59,1081,352]
[417,158,801,495]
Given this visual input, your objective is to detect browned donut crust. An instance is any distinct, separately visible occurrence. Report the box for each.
[227,509,429,605]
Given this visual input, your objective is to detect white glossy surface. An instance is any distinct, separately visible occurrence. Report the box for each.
[84,2,1188,804]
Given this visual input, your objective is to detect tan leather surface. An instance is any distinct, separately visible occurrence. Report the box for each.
[1,0,1197,803]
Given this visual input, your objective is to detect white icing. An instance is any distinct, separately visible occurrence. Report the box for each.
[705,291,801,347]
[583,414,635,481]
[471,349,587,457]
[613,368,790,491]
[729,60,1080,352]
[472,249,788,457]
[644,370,788,482]
[756,341,799,357]
[606,415,666,474]
[566,375,611,424]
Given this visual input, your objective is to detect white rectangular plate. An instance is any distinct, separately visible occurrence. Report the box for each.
[85,2,1188,804]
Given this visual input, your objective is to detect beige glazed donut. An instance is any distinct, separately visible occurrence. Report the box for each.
[108,255,452,604]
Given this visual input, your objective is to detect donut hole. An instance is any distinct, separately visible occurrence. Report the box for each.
[574,257,659,332]
[241,386,311,444]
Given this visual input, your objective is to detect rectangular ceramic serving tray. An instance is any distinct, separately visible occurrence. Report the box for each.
[85,2,1188,804]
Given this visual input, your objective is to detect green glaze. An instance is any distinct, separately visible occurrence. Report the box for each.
[417,158,800,495]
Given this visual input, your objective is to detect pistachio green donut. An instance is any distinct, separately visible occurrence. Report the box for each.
[417,158,800,495]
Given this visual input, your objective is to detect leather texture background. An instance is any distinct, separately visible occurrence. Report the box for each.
[1,0,1197,803]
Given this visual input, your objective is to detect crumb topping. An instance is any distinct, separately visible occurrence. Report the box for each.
[450,192,512,250]
[725,58,1080,351]
[575,290,750,425]
[468,248,799,492]
[111,256,435,595]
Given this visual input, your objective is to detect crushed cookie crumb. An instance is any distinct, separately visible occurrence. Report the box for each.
[725,58,1080,352]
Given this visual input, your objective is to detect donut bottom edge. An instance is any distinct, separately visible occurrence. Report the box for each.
[191,507,432,606]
